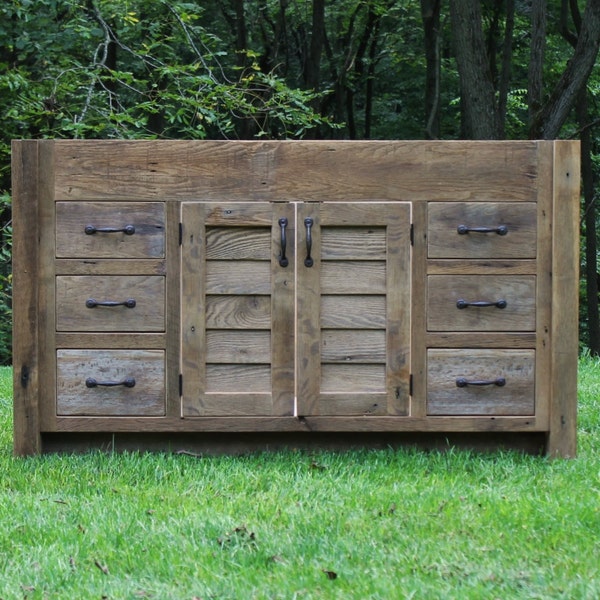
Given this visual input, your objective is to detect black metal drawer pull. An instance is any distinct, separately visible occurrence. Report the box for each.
[456,299,507,309]
[85,224,136,235]
[278,217,289,267]
[457,224,508,236]
[85,377,136,388]
[304,218,314,267]
[86,298,137,309]
[456,377,506,388]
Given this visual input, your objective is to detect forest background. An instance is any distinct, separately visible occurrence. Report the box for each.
[1,0,599,364]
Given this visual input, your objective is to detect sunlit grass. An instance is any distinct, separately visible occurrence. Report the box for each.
[0,360,599,599]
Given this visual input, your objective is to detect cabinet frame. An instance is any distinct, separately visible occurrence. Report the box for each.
[12,140,580,456]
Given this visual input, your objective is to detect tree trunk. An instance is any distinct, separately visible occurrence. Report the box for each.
[528,0,546,124]
[421,0,441,139]
[577,89,600,355]
[449,0,501,138]
[497,0,514,137]
[306,0,325,92]
[530,0,600,139]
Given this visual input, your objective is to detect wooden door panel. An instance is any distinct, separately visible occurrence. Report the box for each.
[297,202,411,417]
[181,202,294,417]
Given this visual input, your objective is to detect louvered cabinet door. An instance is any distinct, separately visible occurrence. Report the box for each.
[181,202,295,417]
[296,202,412,417]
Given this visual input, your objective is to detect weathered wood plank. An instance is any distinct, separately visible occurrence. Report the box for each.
[428,202,537,259]
[56,350,165,416]
[180,203,207,410]
[12,140,42,454]
[206,261,271,294]
[321,364,386,393]
[53,415,544,434]
[320,227,386,260]
[206,365,272,393]
[56,202,165,258]
[385,203,411,416]
[270,203,296,416]
[53,140,540,202]
[321,261,386,294]
[206,227,271,260]
[427,275,536,332]
[206,295,271,329]
[321,330,386,363]
[427,349,535,416]
[206,330,271,363]
[56,275,165,332]
[321,295,386,329]
[547,141,580,458]
[427,260,537,275]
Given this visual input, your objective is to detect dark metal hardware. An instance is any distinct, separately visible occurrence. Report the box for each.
[85,224,136,235]
[456,377,506,388]
[278,218,289,267]
[457,224,508,236]
[86,298,136,309]
[456,299,507,309]
[304,218,314,267]
[85,377,136,388]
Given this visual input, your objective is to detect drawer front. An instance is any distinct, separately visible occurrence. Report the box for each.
[57,350,165,416]
[56,202,165,258]
[427,349,535,416]
[56,276,165,332]
[428,202,536,259]
[427,275,536,331]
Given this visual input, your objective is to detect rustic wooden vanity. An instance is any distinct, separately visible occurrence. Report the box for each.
[12,140,579,456]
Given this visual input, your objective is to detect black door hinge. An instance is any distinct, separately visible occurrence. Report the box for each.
[179,223,183,246]
[179,373,183,397]
[409,374,413,396]
[410,223,414,246]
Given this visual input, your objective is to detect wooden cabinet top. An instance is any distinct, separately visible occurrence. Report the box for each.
[13,139,577,202]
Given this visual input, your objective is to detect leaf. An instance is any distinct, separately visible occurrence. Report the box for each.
[322,569,338,580]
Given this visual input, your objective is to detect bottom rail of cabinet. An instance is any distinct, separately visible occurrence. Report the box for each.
[47,415,547,433]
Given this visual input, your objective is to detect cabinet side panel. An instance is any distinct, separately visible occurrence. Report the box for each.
[12,141,42,454]
[548,141,580,458]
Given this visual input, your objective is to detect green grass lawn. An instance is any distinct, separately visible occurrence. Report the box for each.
[1,358,599,600]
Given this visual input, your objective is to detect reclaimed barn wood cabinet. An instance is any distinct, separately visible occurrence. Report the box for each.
[12,140,579,456]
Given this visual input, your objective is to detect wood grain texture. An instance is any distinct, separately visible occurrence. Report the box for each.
[37,141,58,431]
[427,275,536,331]
[181,202,293,417]
[547,141,580,457]
[52,140,540,202]
[11,141,42,454]
[12,139,580,455]
[56,275,165,332]
[427,349,535,416]
[56,202,165,258]
[297,202,410,416]
[428,202,537,259]
[56,350,165,416]
[52,415,543,433]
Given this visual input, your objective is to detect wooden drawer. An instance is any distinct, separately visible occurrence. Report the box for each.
[57,350,165,416]
[427,275,536,331]
[56,202,165,258]
[56,275,165,332]
[427,349,535,415]
[428,202,536,259]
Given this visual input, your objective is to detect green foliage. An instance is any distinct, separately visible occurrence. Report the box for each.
[1,0,600,361]
[1,361,600,598]
[0,194,10,366]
